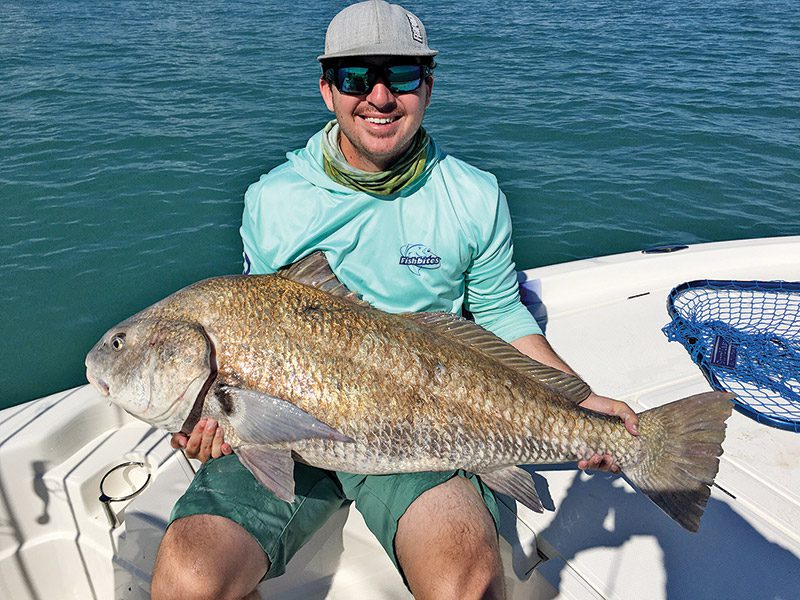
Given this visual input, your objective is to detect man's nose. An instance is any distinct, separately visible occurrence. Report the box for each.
[366,79,396,108]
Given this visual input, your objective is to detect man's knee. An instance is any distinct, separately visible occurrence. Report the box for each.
[433,543,504,600]
[397,476,504,600]
[151,514,268,600]
[406,534,504,600]
[151,564,228,600]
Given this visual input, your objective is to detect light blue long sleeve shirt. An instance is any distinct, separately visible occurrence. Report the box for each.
[240,128,541,343]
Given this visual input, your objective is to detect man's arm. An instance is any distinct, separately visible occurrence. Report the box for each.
[510,333,639,474]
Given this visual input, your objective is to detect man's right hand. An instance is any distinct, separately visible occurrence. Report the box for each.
[170,418,233,463]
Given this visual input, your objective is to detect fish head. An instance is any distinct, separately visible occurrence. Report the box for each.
[85,316,214,432]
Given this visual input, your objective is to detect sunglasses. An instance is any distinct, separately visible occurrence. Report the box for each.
[324,63,432,95]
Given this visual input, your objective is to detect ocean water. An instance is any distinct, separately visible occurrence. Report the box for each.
[1,0,799,408]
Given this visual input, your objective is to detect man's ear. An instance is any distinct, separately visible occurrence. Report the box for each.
[320,78,335,112]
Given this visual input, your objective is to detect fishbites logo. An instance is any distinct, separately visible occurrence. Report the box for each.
[399,244,441,275]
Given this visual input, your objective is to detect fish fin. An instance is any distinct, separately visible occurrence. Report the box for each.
[623,391,734,532]
[237,445,296,503]
[277,251,367,306]
[403,312,591,404]
[220,386,354,445]
[480,466,544,513]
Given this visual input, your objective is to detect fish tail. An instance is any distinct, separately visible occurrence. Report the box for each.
[622,391,734,532]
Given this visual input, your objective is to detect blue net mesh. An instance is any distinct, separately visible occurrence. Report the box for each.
[663,280,800,432]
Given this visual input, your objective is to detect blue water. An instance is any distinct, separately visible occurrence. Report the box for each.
[2,0,799,408]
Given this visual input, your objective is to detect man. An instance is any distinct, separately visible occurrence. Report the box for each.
[152,2,639,599]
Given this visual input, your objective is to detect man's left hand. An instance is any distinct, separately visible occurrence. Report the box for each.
[577,393,639,474]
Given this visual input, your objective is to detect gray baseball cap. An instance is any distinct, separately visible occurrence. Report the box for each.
[318,0,438,62]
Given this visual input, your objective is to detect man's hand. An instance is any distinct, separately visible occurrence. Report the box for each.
[509,334,640,474]
[577,393,639,474]
[170,418,233,463]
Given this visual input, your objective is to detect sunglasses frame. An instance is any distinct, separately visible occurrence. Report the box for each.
[323,62,433,96]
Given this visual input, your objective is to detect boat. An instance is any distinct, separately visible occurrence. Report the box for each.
[2,236,799,599]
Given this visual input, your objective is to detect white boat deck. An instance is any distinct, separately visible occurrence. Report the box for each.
[515,236,800,599]
[1,236,799,599]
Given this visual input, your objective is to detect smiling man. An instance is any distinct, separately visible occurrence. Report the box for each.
[152,2,638,599]
[320,59,432,171]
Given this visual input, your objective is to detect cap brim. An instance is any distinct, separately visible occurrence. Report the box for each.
[317,47,438,62]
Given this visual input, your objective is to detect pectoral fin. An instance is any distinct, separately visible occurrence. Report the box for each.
[237,445,296,503]
[480,466,544,513]
[220,386,354,445]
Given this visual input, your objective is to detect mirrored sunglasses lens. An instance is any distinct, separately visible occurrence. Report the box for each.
[386,65,423,92]
[333,65,425,94]
[336,67,371,94]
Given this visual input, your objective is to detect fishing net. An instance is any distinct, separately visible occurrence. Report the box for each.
[663,280,800,432]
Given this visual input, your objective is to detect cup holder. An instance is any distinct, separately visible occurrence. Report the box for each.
[98,461,152,528]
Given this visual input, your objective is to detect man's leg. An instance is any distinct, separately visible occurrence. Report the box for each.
[395,476,505,600]
[152,455,347,600]
[151,514,268,600]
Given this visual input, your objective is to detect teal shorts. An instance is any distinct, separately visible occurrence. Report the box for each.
[169,454,500,579]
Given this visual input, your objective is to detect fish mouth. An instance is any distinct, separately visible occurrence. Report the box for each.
[86,370,110,397]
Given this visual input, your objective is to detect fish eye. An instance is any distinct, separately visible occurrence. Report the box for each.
[110,333,126,351]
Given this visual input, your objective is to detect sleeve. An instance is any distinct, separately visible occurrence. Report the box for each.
[240,177,279,276]
[463,188,543,342]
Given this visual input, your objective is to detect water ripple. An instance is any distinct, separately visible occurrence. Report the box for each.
[1,0,798,404]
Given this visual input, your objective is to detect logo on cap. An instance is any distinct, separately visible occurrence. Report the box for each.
[406,13,423,44]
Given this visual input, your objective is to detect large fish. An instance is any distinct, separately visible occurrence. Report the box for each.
[85,252,733,532]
